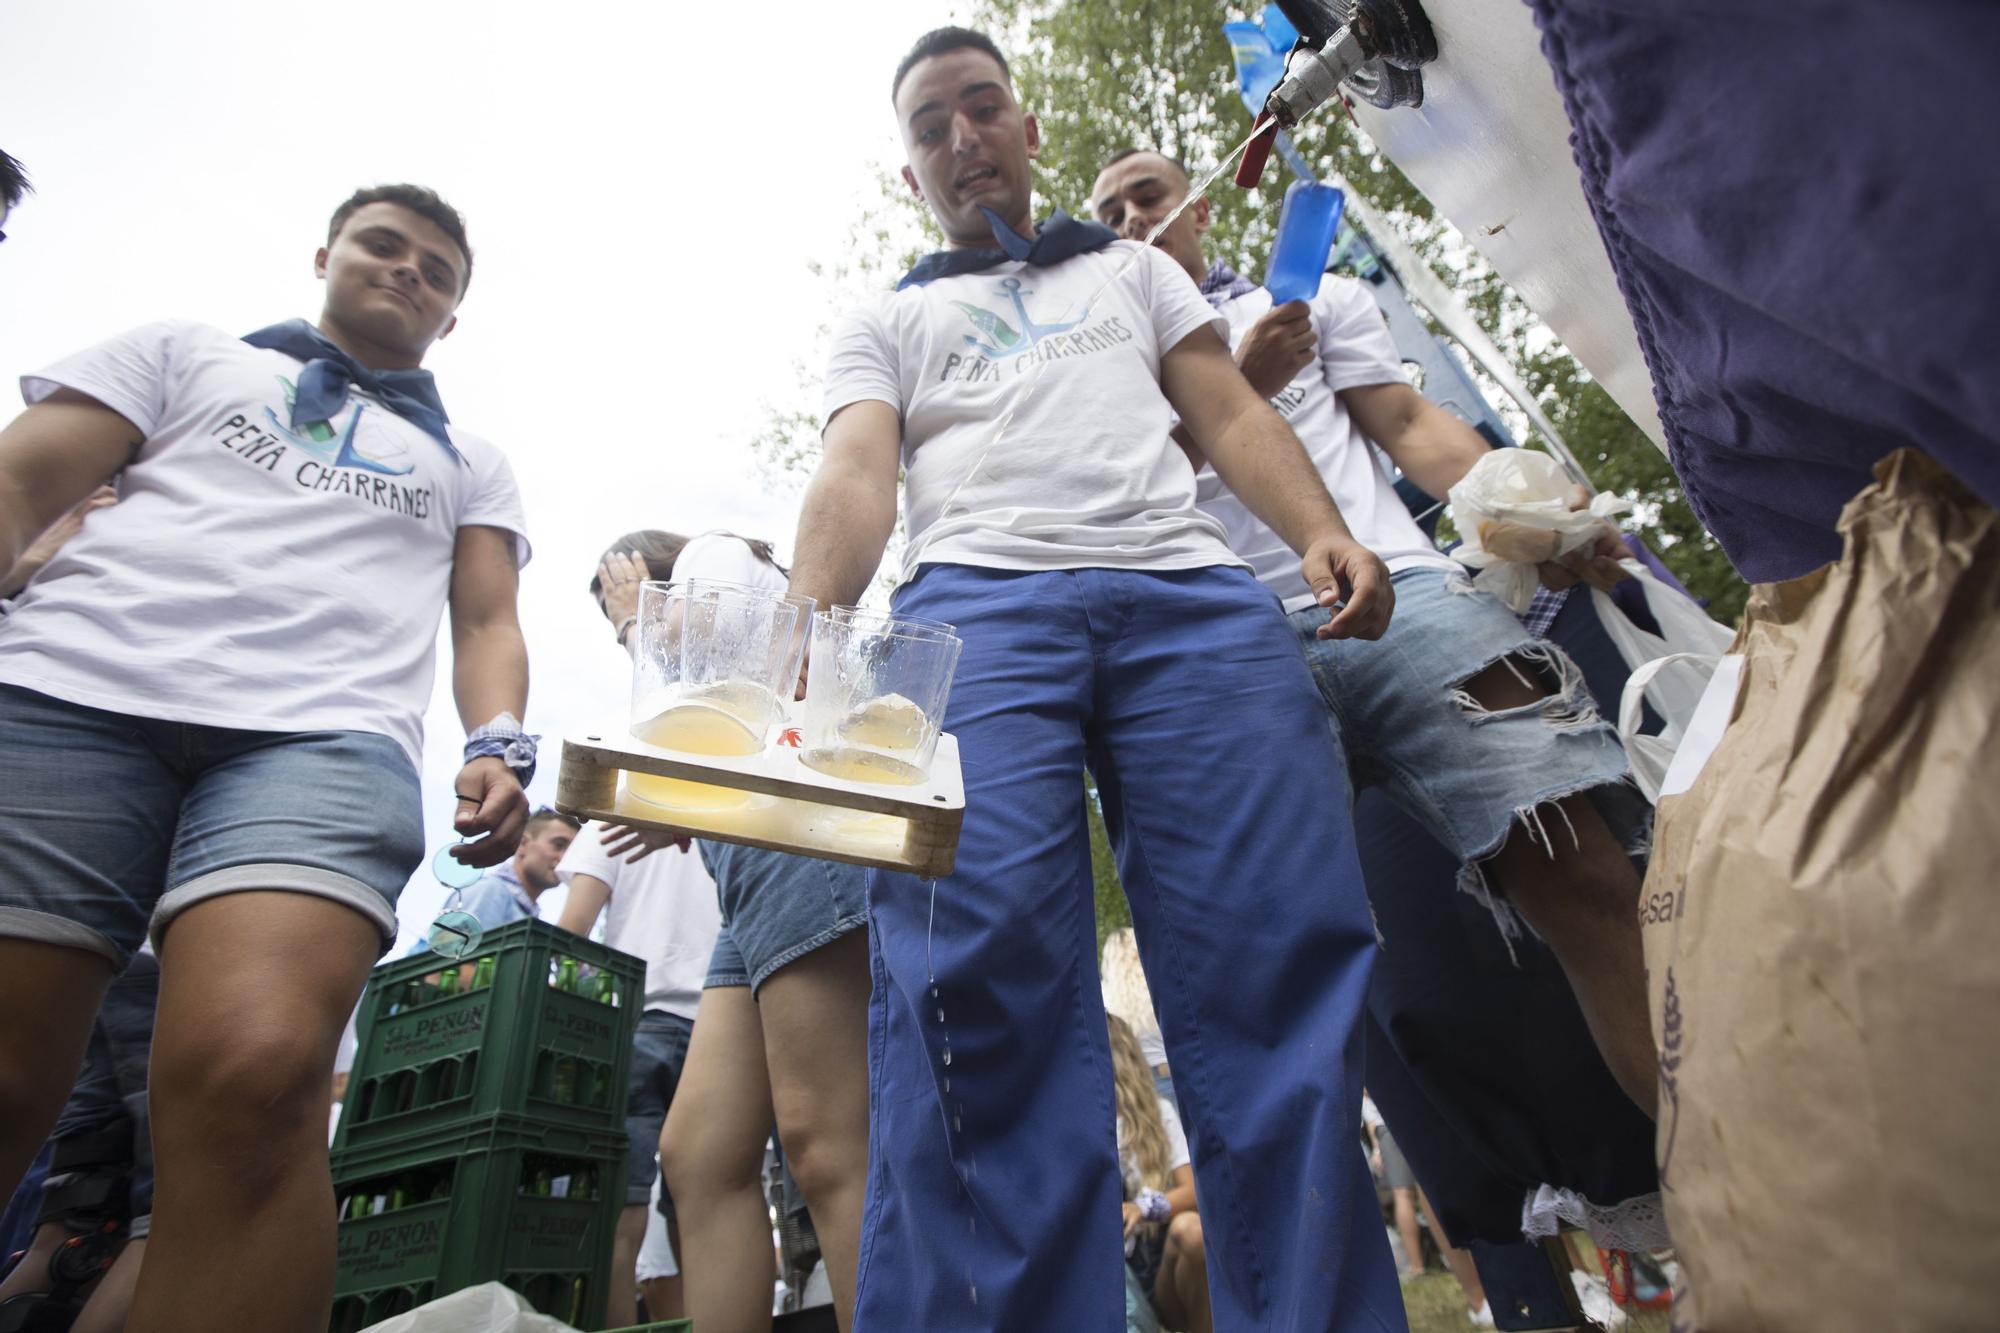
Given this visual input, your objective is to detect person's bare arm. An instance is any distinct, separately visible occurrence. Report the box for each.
[0,390,138,576]
[1345,382,1627,591]
[1165,1163,1197,1219]
[786,399,902,613]
[1169,300,1319,471]
[1,486,117,598]
[555,873,612,937]
[447,525,531,866]
[1161,327,1392,639]
[1340,381,1491,502]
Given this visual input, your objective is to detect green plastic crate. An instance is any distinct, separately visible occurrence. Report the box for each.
[328,1111,628,1331]
[337,919,645,1150]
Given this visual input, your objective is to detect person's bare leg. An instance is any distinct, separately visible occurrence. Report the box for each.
[0,940,111,1203]
[755,931,869,1333]
[71,1237,144,1333]
[1460,657,1658,1117]
[1152,1211,1212,1333]
[609,1203,647,1328]
[641,1274,683,1321]
[132,892,377,1333]
[1392,1187,1425,1277]
[661,985,775,1333]
[0,1224,72,1301]
[639,1216,684,1319]
[1417,1187,1486,1313]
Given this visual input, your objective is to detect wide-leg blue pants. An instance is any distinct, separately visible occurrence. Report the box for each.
[852,565,1406,1332]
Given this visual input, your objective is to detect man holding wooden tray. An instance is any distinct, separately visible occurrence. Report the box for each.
[786,26,1407,1332]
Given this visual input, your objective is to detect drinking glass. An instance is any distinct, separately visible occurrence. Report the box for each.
[628,581,802,809]
[801,609,962,786]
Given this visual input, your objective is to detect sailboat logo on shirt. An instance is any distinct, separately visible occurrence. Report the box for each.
[951,277,1087,358]
[260,377,417,477]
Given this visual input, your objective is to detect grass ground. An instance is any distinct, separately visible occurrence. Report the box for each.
[1401,1271,1484,1332]
[1396,1252,1675,1333]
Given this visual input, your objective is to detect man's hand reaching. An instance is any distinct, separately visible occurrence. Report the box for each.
[1302,533,1394,640]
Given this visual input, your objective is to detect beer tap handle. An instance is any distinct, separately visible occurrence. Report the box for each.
[1236,113,1279,189]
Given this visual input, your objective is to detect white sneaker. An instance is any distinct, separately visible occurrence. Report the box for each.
[1469,1298,1496,1327]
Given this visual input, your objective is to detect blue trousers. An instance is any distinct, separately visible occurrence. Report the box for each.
[853,565,1405,1332]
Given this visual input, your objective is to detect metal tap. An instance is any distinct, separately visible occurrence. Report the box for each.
[1264,24,1370,129]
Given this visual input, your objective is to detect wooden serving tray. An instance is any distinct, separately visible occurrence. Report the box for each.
[555,726,964,878]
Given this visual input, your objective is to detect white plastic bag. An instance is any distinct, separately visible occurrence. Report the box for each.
[1447,449,1630,613]
[1594,562,1737,800]
[358,1283,579,1333]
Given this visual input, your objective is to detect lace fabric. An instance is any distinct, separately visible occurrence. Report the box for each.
[1521,1184,1673,1254]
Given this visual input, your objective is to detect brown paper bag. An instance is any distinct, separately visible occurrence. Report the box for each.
[1641,450,2000,1332]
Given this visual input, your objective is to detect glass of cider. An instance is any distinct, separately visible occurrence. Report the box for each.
[627,581,803,810]
[801,608,963,787]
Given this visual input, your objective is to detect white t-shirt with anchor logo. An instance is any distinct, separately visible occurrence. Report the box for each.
[0,318,528,770]
[822,241,1245,581]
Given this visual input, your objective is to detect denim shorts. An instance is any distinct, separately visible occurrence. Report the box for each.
[0,684,424,965]
[1292,567,1646,915]
[697,841,867,995]
[624,1008,696,1210]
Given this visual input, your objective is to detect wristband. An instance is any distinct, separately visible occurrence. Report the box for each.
[1137,1187,1170,1224]
[615,616,637,646]
[464,713,539,787]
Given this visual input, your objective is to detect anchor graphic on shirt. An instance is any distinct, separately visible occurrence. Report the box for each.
[951,277,1087,358]
[262,377,417,477]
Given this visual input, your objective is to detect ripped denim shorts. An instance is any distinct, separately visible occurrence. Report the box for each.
[1289,565,1646,918]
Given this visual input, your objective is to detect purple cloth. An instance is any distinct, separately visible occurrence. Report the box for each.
[1526,0,2000,583]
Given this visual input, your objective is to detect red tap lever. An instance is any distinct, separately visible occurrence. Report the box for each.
[1236,113,1279,189]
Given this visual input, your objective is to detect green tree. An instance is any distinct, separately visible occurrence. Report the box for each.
[1087,780,1131,949]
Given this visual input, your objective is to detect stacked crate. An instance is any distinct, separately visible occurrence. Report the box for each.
[329,919,645,1331]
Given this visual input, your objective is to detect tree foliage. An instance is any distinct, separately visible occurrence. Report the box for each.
[1087,780,1131,948]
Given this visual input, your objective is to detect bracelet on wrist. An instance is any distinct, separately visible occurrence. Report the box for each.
[616,616,637,646]
[464,716,539,788]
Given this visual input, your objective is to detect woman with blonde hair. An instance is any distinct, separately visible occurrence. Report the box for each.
[1108,1013,1208,1333]
[1102,927,1173,1101]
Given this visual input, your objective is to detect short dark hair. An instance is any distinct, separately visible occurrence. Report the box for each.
[0,150,31,210]
[892,26,1010,104]
[526,808,581,837]
[327,184,473,292]
[1099,147,1192,183]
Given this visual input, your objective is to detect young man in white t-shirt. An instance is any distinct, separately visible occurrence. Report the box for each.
[556,820,722,1327]
[1090,149,1658,1117]
[0,184,533,1330]
[786,27,1405,1331]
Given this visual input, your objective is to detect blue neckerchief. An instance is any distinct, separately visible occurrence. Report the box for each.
[241,319,462,463]
[1198,260,1258,308]
[897,207,1119,290]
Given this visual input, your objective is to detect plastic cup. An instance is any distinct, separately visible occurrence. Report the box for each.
[1264,181,1346,305]
[801,611,962,787]
[628,581,801,810]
